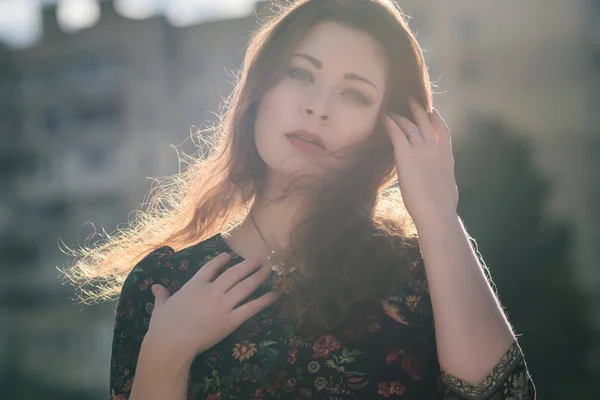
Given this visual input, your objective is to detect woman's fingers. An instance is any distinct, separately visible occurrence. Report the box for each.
[388,113,423,145]
[226,264,273,307]
[151,284,171,308]
[431,108,453,151]
[408,96,435,142]
[383,114,409,154]
[191,252,270,297]
[146,251,280,358]
[191,252,232,283]
[189,252,278,326]
[385,97,437,151]
[231,291,280,325]
[214,258,264,293]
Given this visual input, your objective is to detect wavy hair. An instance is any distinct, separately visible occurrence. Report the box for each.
[60,0,433,337]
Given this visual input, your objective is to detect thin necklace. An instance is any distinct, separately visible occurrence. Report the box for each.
[248,211,305,294]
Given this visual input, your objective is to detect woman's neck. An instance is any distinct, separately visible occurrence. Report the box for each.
[223,180,310,263]
[250,192,307,250]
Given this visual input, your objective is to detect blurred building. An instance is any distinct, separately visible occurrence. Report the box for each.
[3,1,256,397]
[1,0,598,397]
[406,0,599,291]
[0,39,26,391]
[404,0,600,369]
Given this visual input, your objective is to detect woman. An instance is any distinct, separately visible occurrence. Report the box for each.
[63,0,536,398]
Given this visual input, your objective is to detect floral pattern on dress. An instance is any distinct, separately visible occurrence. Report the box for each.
[110,233,536,399]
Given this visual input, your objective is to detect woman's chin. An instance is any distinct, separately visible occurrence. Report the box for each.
[264,164,330,188]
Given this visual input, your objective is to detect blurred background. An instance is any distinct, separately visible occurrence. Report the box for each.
[0,0,598,398]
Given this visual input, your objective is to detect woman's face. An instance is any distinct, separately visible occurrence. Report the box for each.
[254,21,389,183]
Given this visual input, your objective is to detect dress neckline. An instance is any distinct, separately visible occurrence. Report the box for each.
[215,232,244,260]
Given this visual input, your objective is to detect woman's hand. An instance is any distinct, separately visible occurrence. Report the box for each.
[383,96,459,225]
[145,253,279,363]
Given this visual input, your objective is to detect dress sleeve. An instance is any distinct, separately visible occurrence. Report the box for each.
[109,246,175,400]
[412,235,537,400]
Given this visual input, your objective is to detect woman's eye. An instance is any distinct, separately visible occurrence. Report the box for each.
[286,68,371,105]
[287,67,313,82]
[344,89,371,105]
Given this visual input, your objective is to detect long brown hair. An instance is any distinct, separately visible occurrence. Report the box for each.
[60,0,432,336]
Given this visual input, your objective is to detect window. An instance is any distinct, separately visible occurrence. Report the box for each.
[63,52,121,87]
[82,146,112,172]
[75,98,122,125]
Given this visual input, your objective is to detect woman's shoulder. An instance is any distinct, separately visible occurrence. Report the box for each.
[382,258,431,312]
[122,233,227,296]
[374,255,438,335]
[121,245,174,292]
[380,234,493,329]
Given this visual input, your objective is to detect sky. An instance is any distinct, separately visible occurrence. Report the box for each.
[0,0,258,49]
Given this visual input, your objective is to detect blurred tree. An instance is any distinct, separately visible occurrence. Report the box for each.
[454,114,598,399]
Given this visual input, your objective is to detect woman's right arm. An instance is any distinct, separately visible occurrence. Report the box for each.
[110,248,280,400]
[110,246,179,400]
[128,331,192,400]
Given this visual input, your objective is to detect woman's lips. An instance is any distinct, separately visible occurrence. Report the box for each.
[286,134,326,155]
[285,129,326,149]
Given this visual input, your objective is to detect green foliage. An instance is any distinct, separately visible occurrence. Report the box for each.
[454,115,598,399]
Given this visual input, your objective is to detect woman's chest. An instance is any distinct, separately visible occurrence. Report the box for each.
[186,300,437,400]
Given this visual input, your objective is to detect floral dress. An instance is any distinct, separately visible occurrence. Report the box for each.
[110,233,536,399]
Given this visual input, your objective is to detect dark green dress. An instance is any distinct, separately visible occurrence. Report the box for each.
[110,233,536,399]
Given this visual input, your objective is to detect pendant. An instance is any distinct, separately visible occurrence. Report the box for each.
[266,249,305,294]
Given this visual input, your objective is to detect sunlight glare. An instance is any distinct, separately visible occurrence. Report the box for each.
[114,0,161,20]
[56,0,100,33]
[0,0,42,48]
[165,0,256,27]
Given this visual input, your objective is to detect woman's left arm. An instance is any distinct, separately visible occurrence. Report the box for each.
[415,211,515,385]
[384,98,535,398]
[416,213,535,400]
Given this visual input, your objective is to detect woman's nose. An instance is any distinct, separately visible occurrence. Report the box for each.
[305,108,329,123]
[304,91,331,123]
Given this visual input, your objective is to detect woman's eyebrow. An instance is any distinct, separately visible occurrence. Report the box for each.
[291,52,378,92]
